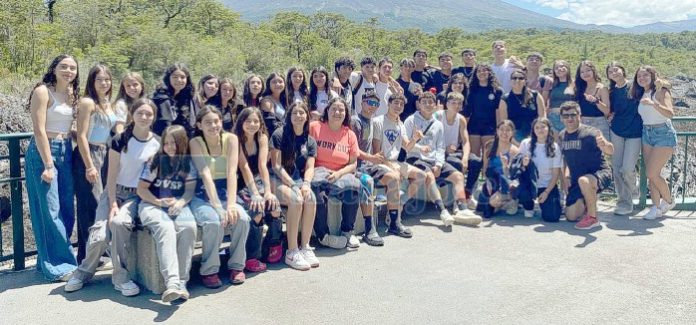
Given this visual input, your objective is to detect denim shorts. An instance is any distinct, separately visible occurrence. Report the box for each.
[642,121,677,148]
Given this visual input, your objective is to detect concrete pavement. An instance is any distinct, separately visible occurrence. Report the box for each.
[1,203,695,324]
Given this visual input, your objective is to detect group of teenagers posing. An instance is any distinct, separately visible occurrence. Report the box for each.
[25,40,677,303]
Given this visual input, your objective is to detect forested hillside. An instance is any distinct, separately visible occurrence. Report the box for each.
[1,0,695,95]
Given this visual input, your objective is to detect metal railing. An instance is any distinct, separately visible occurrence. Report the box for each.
[1,118,694,271]
[637,117,696,210]
[0,132,33,270]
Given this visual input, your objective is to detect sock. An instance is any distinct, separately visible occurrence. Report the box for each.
[388,209,399,229]
[364,216,373,233]
[434,200,446,211]
[457,200,467,211]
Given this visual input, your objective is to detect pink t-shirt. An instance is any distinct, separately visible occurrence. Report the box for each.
[309,121,359,171]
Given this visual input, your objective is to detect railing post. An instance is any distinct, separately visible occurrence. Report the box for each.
[638,154,647,208]
[9,137,25,271]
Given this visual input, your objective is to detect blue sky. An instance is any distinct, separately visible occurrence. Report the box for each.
[503,0,696,27]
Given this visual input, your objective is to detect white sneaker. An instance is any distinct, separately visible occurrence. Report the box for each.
[504,199,519,215]
[114,280,140,297]
[161,286,182,303]
[319,234,347,249]
[343,231,360,249]
[643,206,662,220]
[659,199,676,215]
[300,246,320,268]
[453,209,482,225]
[285,248,311,271]
[467,197,478,210]
[524,209,534,218]
[440,209,454,227]
[613,205,633,216]
[58,271,74,282]
[64,277,84,292]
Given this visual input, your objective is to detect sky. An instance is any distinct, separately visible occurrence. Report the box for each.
[503,0,696,27]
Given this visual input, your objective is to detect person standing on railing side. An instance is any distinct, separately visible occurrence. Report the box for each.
[632,66,678,220]
[452,49,478,85]
[606,62,642,216]
[575,60,612,141]
[548,60,576,135]
[24,54,80,282]
[524,52,553,106]
[411,49,433,90]
[491,40,524,94]
[73,64,118,264]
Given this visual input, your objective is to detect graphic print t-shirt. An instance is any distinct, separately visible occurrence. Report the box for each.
[140,159,197,199]
[309,121,359,171]
[559,124,609,184]
[270,127,318,177]
[372,115,407,161]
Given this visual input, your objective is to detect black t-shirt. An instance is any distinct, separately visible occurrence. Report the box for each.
[397,77,418,121]
[270,127,318,179]
[560,124,609,184]
[502,91,540,138]
[609,84,642,138]
[140,158,197,199]
[452,66,475,83]
[465,87,502,125]
[238,137,261,190]
[428,70,451,94]
[411,70,431,89]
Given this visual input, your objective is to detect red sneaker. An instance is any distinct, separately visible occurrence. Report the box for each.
[201,273,222,288]
[267,245,283,264]
[575,215,600,230]
[244,259,267,273]
[230,269,246,285]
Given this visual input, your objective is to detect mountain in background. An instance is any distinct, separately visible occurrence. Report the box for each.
[220,0,696,34]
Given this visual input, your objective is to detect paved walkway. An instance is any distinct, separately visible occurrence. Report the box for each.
[1,204,695,324]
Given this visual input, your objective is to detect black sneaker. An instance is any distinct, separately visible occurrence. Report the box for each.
[388,223,413,238]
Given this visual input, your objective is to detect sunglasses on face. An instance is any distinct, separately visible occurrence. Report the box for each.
[364,99,380,107]
[561,113,579,119]
[511,76,526,81]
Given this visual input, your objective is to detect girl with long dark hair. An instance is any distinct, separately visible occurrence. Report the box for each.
[575,60,611,140]
[308,66,337,120]
[25,54,80,281]
[498,69,547,142]
[518,118,562,221]
[548,60,575,133]
[606,61,642,216]
[233,107,282,273]
[188,106,251,287]
[242,74,264,107]
[73,64,117,263]
[136,125,197,302]
[152,63,197,136]
[270,102,319,270]
[286,67,309,107]
[208,78,245,131]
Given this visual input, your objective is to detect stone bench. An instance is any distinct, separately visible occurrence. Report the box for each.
[130,181,461,294]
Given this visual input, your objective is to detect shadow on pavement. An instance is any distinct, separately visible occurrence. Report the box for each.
[50,273,179,322]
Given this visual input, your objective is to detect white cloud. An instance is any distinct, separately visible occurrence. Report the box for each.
[535,0,569,10]
[537,0,696,27]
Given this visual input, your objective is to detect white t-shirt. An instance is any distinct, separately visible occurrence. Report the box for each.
[314,89,338,116]
[374,81,392,117]
[372,115,408,161]
[111,132,161,188]
[519,138,562,188]
[492,59,515,94]
[350,72,376,115]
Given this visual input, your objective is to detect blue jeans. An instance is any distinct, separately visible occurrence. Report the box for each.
[25,137,77,280]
